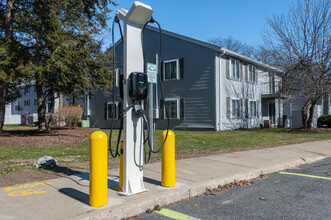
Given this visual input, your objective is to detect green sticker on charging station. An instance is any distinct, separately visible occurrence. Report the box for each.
[147,63,157,83]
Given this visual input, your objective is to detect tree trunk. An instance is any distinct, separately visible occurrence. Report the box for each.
[301,100,311,128]
[278,98,281,128]
[58,92,66,126]
[36,83,47,131]
[58,92,63,109]
[5,0,14,42]
[0,82,9,134]
[307,99,317,129]
[46,90,56,131]
[0,0,15,134]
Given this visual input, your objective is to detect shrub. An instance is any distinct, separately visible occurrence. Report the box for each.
[317,115,331,128]
[58,105,84,127]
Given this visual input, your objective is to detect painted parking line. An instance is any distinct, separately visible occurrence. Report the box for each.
[155,209,200,220]
[279,172,331,180]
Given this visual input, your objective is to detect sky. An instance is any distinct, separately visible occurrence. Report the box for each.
[104,0,291,49]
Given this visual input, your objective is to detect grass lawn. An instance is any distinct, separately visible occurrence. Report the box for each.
[0,126,330,176]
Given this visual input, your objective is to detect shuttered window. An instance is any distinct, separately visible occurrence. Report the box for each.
[231,99,241,118]
[248,65,256,82]
[164,98,180,119]
[249,100,257,117]
[230,59,240,79]
[106,102,119,120]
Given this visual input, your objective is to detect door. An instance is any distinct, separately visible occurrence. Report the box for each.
[269,102,276,125]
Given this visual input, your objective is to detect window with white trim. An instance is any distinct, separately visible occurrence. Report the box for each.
[163,59,179,81]
[248,65,256,82]
[24,99,30,106]
[249,100,257,117]
[231,99,241,118]
[107,102,119,119]
[164,98,180,119]
[231,59,240,79]
[24,86,30,95]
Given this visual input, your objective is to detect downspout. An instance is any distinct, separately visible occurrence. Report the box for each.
[219,49,226,131]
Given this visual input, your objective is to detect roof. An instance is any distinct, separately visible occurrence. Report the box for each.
[146,26,281,73]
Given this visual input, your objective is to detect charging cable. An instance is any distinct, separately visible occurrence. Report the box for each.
[108,16,124,158]
[141,16,170,160]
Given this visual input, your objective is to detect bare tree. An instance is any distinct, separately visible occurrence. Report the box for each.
[263,0,331,128]
[209,36,255,58]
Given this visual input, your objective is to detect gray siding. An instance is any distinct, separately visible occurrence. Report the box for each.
[143,29,216,130]
[89,29,217,130]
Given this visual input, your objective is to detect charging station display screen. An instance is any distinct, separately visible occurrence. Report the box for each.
[129,72,148,101]
[138,75,146,89]
[138,82,145,88]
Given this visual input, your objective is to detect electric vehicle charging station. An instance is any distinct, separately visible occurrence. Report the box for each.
[106,1,174,197]
[116,2,153,196]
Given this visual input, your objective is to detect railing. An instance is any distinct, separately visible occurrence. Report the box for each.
[260,81,281,95]
[15,106,22,111]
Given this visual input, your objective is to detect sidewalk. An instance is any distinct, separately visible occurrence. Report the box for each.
[1,139,330,220]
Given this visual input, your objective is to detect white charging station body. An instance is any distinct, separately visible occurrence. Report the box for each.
[116,2,153,196]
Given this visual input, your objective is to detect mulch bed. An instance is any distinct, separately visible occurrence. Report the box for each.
[0,127,98,147]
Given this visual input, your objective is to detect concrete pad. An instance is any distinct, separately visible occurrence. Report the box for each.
[145,157,256,183]
[292,140,331,156]
[204,145,326,172]
[0,178,93,220]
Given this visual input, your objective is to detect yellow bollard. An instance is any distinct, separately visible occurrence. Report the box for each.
[89,131,108,207]
[161,130,175,187]
[112,141,123,191]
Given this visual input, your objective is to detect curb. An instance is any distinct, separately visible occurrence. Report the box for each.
[72,155,327,220]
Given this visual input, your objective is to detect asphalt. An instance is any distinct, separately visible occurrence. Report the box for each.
[141,157,331,220]
[1,139,330,220]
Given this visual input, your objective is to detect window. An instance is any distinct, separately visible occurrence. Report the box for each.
[231,59,240,79]
[34,99,37,106]
[163,59,179,81]
[24,100,30,106]
[249,101,257,117]
[15,101,21,111]
[24,86,30,95]
[107,102,118,119]
[231,99,241,118]
[248,65,256,82]
[164,98,180,119]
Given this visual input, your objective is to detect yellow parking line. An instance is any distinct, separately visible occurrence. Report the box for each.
[155,209,200,220]
[279,172,331,180]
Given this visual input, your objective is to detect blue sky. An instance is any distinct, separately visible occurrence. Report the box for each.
[105,0,291,48]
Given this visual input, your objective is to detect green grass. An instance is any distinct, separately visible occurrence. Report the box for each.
[0,144,90,162]
[3,124,37,131]
[0,128,330,175]
[151,128,331,159]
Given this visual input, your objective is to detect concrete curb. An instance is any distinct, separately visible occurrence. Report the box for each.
[73,155,327,220]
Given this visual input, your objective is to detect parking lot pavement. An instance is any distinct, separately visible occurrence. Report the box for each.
[140,157,331,220]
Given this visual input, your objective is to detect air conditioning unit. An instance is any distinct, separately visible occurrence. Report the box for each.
[285,119,291,128]
[264,120,270,128]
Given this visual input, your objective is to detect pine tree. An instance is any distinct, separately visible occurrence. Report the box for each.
[0,0,115,132]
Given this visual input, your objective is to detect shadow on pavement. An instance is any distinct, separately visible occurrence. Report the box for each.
[73,173,119,189]
[59,188,89,206]
[143,176,161,186]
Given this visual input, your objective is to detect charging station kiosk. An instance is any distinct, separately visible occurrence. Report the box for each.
[116,2,153,196]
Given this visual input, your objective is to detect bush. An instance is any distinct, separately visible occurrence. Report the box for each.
[317,115,331,128]
[58,105,84,127]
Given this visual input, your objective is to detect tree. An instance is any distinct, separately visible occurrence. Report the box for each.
[0,0,27,134]
[262,0,331,128]
[0,0,115,131]
[209,36,255,58]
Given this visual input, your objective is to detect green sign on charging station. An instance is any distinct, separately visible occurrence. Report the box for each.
[147,63,157,83]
